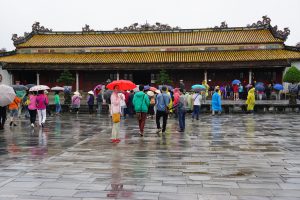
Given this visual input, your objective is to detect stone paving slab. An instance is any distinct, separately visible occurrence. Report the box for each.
[0,114,299,199]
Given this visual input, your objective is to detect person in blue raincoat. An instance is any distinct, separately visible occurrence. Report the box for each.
[211,88,222,115]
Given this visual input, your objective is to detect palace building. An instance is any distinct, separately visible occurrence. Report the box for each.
[1,16,300,91]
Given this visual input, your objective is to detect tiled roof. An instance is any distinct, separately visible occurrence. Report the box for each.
[16,29,282,48]
[1,50,300,64]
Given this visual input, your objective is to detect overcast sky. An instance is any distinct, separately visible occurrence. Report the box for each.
[1,0,299,50]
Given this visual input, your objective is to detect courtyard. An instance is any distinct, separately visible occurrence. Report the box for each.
[0,113,299,199]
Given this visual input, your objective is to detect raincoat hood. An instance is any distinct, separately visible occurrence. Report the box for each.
[249,88,255,94]
[134,91,146,97]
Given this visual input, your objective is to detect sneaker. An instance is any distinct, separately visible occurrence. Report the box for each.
[139,132,144,137]
[9,121,13,127]
[31,123,35,128]
[41,123,44,128]
[111,139,116,143]
[115,139,121,143]
[13,123,17,127]
[156,128,162,133]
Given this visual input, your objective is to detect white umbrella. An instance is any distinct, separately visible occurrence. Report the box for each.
[51,86,65,91]
[147,91,154,96]
[0,84,16,107]
[29,85,50,92]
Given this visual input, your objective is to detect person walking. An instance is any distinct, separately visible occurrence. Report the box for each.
[111,85,123,143]
[72,91,82,114]
[246,88,255,113]
[133,85,150,136]
[22,91,30,118]
[96,90,103,115]
[127,90,135,118]
[173,88,180,119]
[155,86,171,134]
[179,80,185,92]
[0,106,7,130]
[28,91,37,127]
[192,91,202,121]
[87,91,94,115]
[212,88,222,115]
[8,96,21,127]
[44,90,51,117]
[54,91,61,116]
[36,90,49,127]
[178,89,187,132]
[233,84,239,101]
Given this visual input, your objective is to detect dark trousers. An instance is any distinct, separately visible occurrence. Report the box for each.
[138,112,147,133]
[178,110,186,130]
[0,106,7,128]
[192,105,200,120]
[88,105,93,114]
[28,109,37,124]
[156,110,168,132]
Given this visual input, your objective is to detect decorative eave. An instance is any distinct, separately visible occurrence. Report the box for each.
[0,50,16,57]
[285,45,300,52]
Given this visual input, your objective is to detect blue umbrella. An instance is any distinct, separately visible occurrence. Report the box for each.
[192,84,206,89]
[255,84,265,92]
[158,85,173,91]
[144,85,150,90]
[256,82,264,86]
[232,79,241,85]
[273,84,284,91]
[12,85,28,91]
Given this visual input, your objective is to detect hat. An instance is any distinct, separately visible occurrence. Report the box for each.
[74,91,80,95]
[88,90,94,95]
[155,89,161,94]
[44,90,48,94]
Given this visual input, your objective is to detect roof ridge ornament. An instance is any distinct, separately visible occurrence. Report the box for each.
[114,22,180,31]
[214,21,228,29]
[82,24,95,32]
[247,16,290,41]
[12,22,52,44]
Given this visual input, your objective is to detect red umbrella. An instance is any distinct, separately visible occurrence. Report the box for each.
[149,87,157,92]
[106,80,136,91]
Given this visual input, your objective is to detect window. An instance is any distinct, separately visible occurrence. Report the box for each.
[110,74,117,80]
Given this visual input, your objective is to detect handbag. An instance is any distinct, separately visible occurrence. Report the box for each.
[112,113,120,123]
[163,95,170,114]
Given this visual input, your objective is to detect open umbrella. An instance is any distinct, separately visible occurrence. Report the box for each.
[12,85,28,91]
[149,87,157,92]
[143,85,150,91]
[255,84,265,92]
[25,84,36,89]
[0,84,16,107]
[93,84,103,94]
[246,84,253,88]
[158,85,173,91]
[147,91,154,96]
[29,85,50,92]
[154,89,161,94]
[106,80,136,91]
[273,84,284,91]
[51,86,65,91]
[192,84,206,90]
[232,80,241,85]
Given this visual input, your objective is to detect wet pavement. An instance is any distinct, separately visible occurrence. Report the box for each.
[0,113,299,200]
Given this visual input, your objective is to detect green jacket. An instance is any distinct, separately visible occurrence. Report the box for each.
[132,91,150,113]
[54,94,60,105]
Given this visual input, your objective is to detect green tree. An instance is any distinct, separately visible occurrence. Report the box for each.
[283,66,300,84]
[57,70,74,85]
[156,69,172,85]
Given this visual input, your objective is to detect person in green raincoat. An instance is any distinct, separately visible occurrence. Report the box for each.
[246,88,255,113]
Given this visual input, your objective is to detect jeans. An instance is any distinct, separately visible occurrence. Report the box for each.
[156,110,168,132]
[97,103,102,114]
[55,104,61,113]
[137,112,147,133]
[28,109,37,124]
[192,105,200,120]
[178,110,186,130]
[37,109,46,125]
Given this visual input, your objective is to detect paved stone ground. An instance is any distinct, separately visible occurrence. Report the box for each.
[0,113,299,200]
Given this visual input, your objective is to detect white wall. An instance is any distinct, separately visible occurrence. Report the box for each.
[0,65,11,85]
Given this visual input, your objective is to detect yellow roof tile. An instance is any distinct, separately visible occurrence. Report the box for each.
[1,50,300,64]
[17,29,282,48]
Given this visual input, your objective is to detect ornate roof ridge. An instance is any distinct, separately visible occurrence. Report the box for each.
[12,16,290,46]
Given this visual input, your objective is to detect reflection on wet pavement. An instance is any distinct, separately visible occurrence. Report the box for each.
[0,113,299,199]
